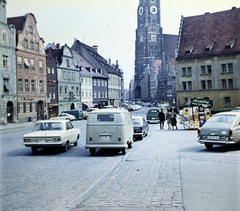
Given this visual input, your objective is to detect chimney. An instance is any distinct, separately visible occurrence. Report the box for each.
[109,59,111,65]
[74,38,77,43]
[92,45,98,53]
[56,43,60,49]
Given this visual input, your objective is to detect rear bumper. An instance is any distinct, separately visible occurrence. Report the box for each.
[197,138,236,145]
[85,143,128,149]
[23,142,65,147]
[147,120,159,123]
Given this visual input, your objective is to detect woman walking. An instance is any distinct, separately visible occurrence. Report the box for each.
[166,109,172,130]
[170,110,178,130]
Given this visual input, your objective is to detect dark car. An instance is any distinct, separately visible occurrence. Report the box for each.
[132,116,149,140]
[61,110,84,120]
[197,111,240,149]
[146,108,159,124]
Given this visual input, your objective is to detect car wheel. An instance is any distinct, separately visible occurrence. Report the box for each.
[90,148,95,156]
[205,144,213,149]
[74,140,78,146]
[62,143,69,152]
[140,134,143,140]
[122,148,126,155]
[31,147,38,153]
[128,142,132,149]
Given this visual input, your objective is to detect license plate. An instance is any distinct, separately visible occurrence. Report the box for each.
[152,118,155,119]
[207,136,219,140]
[99,135,111,142]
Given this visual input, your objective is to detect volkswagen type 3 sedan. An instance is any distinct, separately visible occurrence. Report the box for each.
[197,112,240,149]
[132,116,149,140]
[23,120,80,153]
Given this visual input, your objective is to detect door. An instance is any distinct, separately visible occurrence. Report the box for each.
[37,101,44,120]
[6,101,14,123]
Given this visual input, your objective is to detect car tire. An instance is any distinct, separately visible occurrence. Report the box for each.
[31,147,38,153]
[74,140,78,146]
[205,144,213,149]
[128,142,132,149]
[90,148,95,156]
[122,148,126,155]
[140,135,143,140]
[62,143,69,152]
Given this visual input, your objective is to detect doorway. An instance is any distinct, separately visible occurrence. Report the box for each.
[6,101,14,123]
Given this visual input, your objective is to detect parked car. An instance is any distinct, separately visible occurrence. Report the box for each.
[50,113,76,121]
[85,109,133,155]
[197,111,240,149]
[61,109,84,120]
[132,116,149,140]
[146,108,160,124]
[84,108,99,119]
[127,105,134,112]
[23,120,80,153]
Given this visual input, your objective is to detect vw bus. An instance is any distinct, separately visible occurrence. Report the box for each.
[85,109,133,155]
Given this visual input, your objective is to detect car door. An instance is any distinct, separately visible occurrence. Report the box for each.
[66,122,75,143]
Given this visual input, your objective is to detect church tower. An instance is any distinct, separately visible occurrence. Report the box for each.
[134,0,164,99]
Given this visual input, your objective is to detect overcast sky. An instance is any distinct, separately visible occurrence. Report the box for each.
[6,0,240,88]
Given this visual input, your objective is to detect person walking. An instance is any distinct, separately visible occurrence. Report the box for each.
[158,109,165,130]
[166,109,172,130]
[170,110,178,130]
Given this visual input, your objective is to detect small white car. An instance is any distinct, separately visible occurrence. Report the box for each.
[23,120,80,153]
[50,113,76,121]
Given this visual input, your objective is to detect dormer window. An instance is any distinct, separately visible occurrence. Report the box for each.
[226,40,235,50]
[185,46,193,55]
[205,43,214,53]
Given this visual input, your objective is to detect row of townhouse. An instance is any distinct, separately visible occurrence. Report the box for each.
[0,0,123,124]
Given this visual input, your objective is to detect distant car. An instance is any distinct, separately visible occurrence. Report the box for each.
[61,109,84,120]
[146,108,159,124]
[23,120,80,153]
[84,108,99,119]
[127,105,134,112]
[50,113,76,121]
[132,116,149,140]
[197,112,240,149]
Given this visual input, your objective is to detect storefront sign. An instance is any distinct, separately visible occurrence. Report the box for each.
[191,98,213,107]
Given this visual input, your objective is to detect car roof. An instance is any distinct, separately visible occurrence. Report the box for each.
[214,111,240,116]
[35,119,69,123]
[91,108,128,114]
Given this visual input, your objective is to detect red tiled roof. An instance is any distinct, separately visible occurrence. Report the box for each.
[176,7,240,59]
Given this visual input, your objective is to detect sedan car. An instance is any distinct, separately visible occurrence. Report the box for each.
[23,120,80,153]
[197,111,240,149]
[146,109,159,124]
[132,116,149,140]
[50,113,76,121]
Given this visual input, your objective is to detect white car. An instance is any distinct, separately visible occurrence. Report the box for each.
[50,113,76,121]
[23,120,80,153]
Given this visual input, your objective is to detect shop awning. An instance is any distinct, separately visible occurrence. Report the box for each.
[82,102,93,108]
[4,80,13,91]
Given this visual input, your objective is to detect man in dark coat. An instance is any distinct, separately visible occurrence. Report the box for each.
[158,109,165,130]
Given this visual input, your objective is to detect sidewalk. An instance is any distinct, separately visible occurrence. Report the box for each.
[0,121,33,132]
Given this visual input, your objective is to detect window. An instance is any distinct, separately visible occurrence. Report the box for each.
[2,33,7,42]
[67,59,70,67]
[24,39,28,48]
[18,79,23,91]
[201,80,206,89]
[48,67,51,74]
[39,60,43,71]
[105,91,107,98]
[102,80,104,86]
[30,41,34,49]
[94,91,96,98]
[98,80,100,86]
[51,68,54,74]
[187,67,192,75]
[39,80,44,92]
[48,80,51,87]
[72,72,75,80]
[105,81,107,86]
[31,80,35,91]
[18,56,22,68]
[97,115,114,122]
[49,92,52,99]
[98,91,100,98]
[72,86,75,95]
[228,79,233,89]
[29,26,33,34]
[53,93,55,99]
[3,55,8,67]
[207,80,212,89]
[94,80,96,86]
[201,66,206,74]
[207,65,212,74]
[68,72,71,80]
[65,86,68,95]
[102,91,104,98]
[221,64,226,73]
[35,42,39,51]
[182,82,186,90]
[25,79,29,91]
[225,97,230,107]
[222,79,226,89]
[19,102,23,113]
[187,81,192,90]
[32,102,35,112]
[89,79,91,84]
[86,91,88,97]
[185,98,188,105]
[60,86,63,95]
[76,87,79,95]
[82,91,84,97]
[85,79,88,84]
[228,63,233,72]
[63,71,67,80]
[182,68,186,76]
[30,59,35,70]
[24,58,29,69]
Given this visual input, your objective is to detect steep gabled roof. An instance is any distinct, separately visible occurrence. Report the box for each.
[176,7,240,59]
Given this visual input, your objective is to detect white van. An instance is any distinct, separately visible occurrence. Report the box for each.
[85,109,133,155]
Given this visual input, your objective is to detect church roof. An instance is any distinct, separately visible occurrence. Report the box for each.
[176,7,240,59]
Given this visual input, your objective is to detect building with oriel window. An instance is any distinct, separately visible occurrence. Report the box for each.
[0,0,17,125]
[7,13,48,122]
[175,7,240,109]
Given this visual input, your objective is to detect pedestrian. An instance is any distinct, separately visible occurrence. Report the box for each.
[166,109,172,130]
[170,110,178,130]
[158,109,165,130]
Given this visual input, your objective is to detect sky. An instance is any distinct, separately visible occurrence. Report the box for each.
[6,0,240,88]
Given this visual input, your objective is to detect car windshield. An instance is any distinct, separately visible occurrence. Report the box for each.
[132,118,142,124]
[34,122,64,131]
[208,115,236,123]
